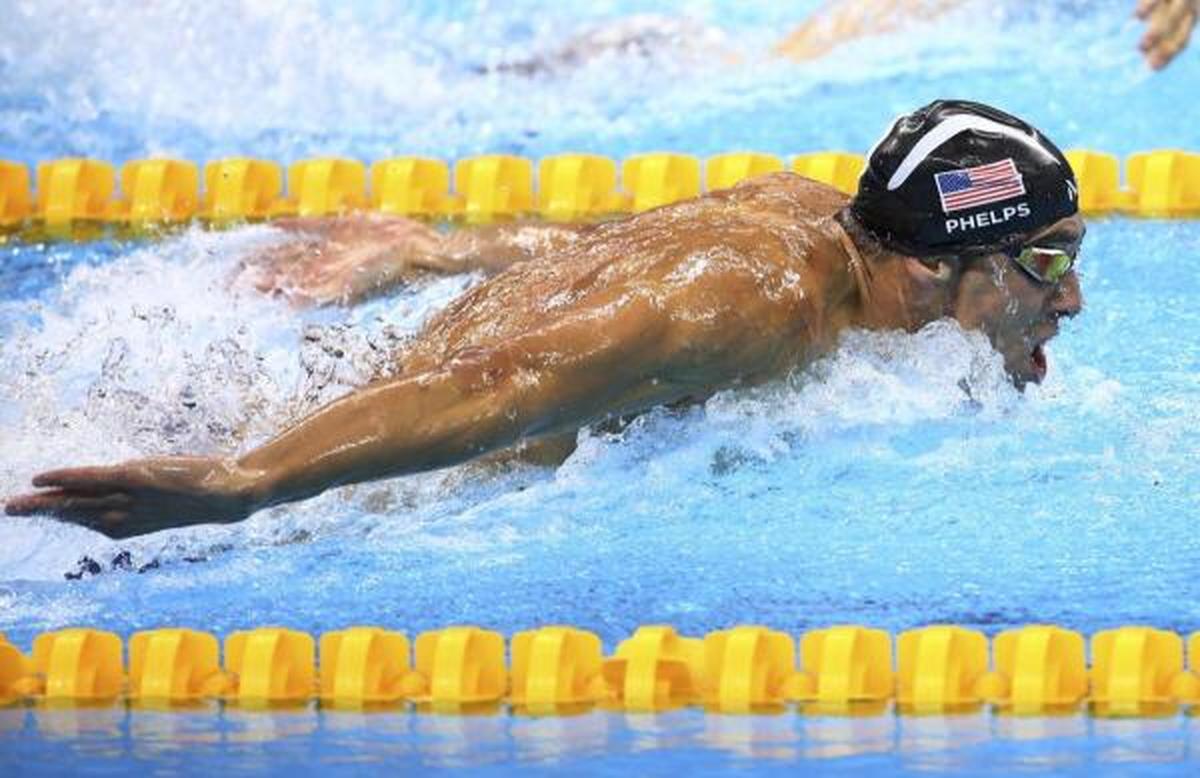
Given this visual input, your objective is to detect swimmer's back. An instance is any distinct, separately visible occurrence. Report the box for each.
[401,173,849,372]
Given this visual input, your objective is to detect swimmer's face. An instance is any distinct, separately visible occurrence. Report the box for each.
[949,216,1085,388]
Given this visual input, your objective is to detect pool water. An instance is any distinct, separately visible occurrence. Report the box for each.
[2,705,1200,776]
[2,0,1199,774]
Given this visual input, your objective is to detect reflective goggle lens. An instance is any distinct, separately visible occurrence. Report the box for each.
[1014,246,1074,284]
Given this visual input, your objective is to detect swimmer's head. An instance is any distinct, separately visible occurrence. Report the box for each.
[850,99,1079,257]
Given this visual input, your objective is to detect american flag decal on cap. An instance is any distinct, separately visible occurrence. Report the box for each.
[934,158,1026,214]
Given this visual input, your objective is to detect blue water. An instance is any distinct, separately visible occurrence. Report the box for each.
[2,0,1200,774]
[3,706,1200,776]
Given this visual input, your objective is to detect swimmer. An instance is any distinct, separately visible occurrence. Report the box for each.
[778,0,1198,70]
[5,100,1085,539]
[485,1,1197,74]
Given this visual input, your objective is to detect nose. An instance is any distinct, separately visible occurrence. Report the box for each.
[1050,270,1083,319]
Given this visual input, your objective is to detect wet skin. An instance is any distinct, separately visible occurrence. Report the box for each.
[4,173,1083,538]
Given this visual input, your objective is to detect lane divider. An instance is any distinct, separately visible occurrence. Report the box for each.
[3,624,1200,715]
[2,149,1195,240]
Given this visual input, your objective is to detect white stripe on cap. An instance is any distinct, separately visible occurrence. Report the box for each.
[886,114,1045,191]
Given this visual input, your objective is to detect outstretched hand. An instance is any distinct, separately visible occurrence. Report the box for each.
[4,457,257,539]
[1137,0,1196,69]
[235,213,451,306]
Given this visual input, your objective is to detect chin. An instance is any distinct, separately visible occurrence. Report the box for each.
[1007,344,1048,390]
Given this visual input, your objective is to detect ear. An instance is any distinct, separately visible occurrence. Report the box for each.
[901,255,960,321]
[906,255,957,285]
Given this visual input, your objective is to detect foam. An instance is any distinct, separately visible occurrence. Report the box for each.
[0,226,478,578]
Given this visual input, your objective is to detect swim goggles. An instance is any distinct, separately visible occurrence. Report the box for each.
[1007,245,1075,285]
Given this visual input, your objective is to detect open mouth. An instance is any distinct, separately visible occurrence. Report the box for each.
[1030,343,1048,382]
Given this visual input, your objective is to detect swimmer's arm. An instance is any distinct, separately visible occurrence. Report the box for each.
[436,222,589,276]
[240,214,587,306]
[231,288,719,512]
[5,275,770,538]
[774,0,965,61]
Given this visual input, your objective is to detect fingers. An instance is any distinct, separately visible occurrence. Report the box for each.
[1137,0,1162,20]
[1140,2,1166,50]
[31,466,145,492]
[6,489,138,538]
[1142,0,1190,55]
[4,493,43,516]
[6,489,132,519]
[1151,7,1196,67]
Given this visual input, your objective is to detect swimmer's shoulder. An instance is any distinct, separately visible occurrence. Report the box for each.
[712,171,849,221]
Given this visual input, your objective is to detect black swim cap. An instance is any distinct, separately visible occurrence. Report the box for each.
[850,100,1078,256]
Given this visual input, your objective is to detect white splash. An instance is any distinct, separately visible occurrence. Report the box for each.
[0,226,477,580]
